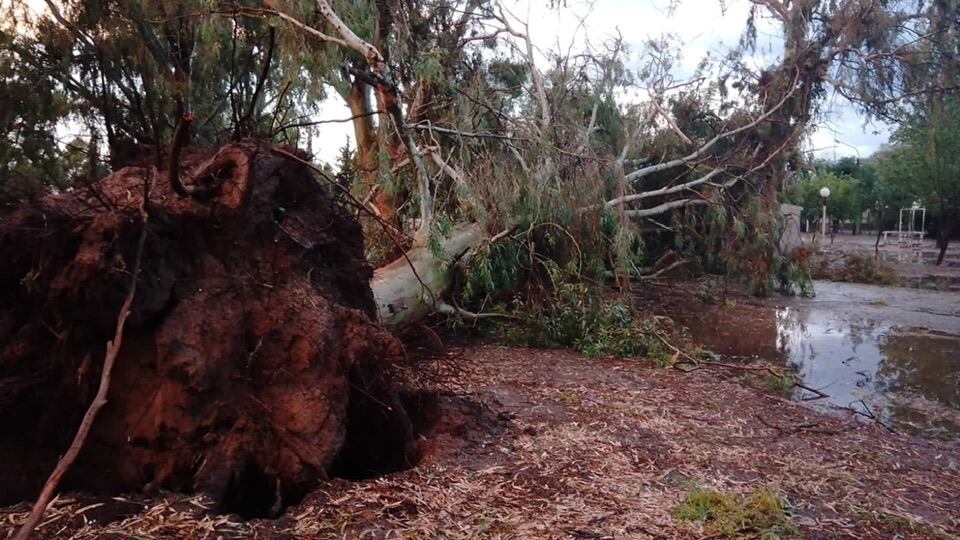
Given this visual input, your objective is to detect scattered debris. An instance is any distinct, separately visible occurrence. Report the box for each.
[3,345,957,539]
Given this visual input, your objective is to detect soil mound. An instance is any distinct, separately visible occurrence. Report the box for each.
[0,142,413,517]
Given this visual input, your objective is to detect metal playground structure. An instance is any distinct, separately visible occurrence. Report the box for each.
[881,202,927,260]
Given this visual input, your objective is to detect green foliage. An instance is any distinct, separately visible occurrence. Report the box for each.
[673,486,797,539]
[764,373,796,395]
[462,241,524,306]
[698,197,782,296]
[881,95,960,240]
[333,138,357,195]
[0,0,337,195]
[427,215,455,262]
[774,246,814,297]
[0,29,70,195]
[487,59,528,98]
[491,263,669,361]
[788,170,861,224]
[784,155,911,233]
[412,49,444,83]
[665,191,815,298]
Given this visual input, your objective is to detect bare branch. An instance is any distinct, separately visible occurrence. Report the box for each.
[494,6,550,134]
[409,123,525,141]
[606,168,726,208]
[625,70,799,183]
[624,198,710,219]
[265,6,348,48]
[423,147,469,193]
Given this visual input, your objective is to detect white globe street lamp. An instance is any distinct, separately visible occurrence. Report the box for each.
[819,187,831,237]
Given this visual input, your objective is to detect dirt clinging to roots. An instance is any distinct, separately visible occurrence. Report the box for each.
[0,141,414,517]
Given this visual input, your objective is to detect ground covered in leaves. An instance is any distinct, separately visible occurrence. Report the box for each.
[3,345,958,539]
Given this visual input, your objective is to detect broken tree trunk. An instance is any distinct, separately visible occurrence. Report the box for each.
[371,223,488,329]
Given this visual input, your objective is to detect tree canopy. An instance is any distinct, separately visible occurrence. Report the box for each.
[3,0,958,279]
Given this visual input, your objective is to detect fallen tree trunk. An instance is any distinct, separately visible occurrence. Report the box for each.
[372,223,488,328]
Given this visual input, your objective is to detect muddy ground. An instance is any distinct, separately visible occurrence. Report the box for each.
[3,343,957,539]
[645,275,960,440]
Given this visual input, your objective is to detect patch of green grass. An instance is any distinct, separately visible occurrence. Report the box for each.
[673,485,798,538]
[764,373,796,395]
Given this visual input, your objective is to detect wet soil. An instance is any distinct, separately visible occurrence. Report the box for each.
[2,345,958,539]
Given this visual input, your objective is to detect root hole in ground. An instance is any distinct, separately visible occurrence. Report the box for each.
[327,387,441,482]
[220,389,442,519]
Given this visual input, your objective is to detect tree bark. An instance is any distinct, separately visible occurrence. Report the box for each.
[346,77,394,219]
[371,223,487,328]
[936,220,951,265]
[874,205,884,259]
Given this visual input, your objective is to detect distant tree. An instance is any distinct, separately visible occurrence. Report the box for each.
[334,138,357,196]
[0,28,68,196]
[789,171,860,232]
[881,97,960,264]
[867,0,960,265]
[795,156,909,236]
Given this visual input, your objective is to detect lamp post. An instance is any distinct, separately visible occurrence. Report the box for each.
[820,187,831,237]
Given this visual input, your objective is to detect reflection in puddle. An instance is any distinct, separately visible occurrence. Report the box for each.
[776,307,960,438]
[671,281,960,440]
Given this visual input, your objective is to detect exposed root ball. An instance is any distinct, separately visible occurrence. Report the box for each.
[0,141,412,516]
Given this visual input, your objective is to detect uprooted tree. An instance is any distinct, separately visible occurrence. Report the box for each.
[1,144,424,520]
[2,0,958,529]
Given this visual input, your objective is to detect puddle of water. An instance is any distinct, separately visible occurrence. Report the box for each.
[776,306,960,437]
[671,281,960,440]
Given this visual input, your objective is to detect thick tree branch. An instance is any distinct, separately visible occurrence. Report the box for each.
[605,168,726,208]
[240,26,276,135]
[263,7,348,48]
[624,198,710,218]
[301,0,435,243]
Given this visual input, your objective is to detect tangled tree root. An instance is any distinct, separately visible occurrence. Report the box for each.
[0,141,416,518]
